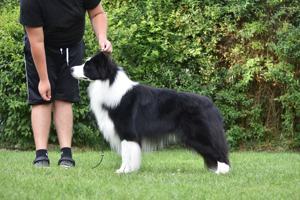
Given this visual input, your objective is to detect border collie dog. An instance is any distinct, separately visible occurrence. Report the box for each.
[71,52,230,174]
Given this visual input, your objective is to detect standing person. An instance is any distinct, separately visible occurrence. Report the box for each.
[20,0,112,167]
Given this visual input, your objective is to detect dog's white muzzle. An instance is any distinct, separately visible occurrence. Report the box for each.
[71,64,90,81]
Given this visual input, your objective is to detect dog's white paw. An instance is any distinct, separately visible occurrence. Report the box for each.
[215,161,230,174]
[115,168,125,174]
[115,165,132,174]
[115,163,140,174]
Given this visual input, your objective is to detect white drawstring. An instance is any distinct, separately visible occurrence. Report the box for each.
[59,48,69,66]
[66,48,69,66]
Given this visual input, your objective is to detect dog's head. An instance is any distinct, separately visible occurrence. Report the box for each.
[71,52,117,83]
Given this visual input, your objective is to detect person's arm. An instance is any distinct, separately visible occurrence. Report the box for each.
[88,3,112,53]
[25,26,51,101]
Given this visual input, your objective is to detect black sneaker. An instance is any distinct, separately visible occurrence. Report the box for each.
[33,156,50,167]
[58,157,75,168]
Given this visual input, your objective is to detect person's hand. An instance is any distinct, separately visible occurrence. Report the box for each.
[99,37,112,53]
[38,79,51,101]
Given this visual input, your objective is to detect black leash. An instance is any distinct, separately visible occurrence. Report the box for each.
[92,135,106,169]
[92,152,104,169]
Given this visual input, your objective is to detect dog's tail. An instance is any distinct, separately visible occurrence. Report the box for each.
[182,96,230,174]
[204,103,230,174]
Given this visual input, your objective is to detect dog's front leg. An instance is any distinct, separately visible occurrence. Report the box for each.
[116,140,130,173]
[116,140,141,174]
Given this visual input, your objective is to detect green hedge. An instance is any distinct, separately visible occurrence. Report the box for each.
[0,0,299,150]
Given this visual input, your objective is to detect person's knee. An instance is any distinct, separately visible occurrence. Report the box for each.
[31,103,53,112]
[54,100,73,108]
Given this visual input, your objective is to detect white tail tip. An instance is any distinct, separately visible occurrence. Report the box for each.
[215,161,230,174]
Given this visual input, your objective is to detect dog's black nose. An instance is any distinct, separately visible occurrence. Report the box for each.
[70,67,74,74]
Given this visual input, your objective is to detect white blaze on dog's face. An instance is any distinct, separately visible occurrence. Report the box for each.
[71,52,116,82]
[71,63,89,81]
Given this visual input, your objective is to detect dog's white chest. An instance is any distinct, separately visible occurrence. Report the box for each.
[88,81,121,153]
[87,74,137,153]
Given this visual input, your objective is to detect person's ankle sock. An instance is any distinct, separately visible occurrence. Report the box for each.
[61,147,72,158]
[36,149,48,158]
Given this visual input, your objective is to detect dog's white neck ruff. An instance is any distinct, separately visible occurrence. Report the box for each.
[88,70,138,153]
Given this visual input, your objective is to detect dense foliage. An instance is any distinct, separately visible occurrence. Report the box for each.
[0,0,299,150]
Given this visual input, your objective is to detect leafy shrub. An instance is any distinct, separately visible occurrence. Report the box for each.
[0,0,299,150]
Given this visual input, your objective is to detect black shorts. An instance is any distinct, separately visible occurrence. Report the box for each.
[24,36,84,105]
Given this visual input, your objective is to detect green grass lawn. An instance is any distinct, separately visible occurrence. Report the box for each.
[0,149,299,200]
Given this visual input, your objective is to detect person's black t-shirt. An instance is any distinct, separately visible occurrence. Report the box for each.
[20,0,101,47]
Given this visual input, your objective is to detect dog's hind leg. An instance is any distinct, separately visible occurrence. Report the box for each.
[116,140,141,174]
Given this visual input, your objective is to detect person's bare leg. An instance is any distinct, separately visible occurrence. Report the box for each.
[31,103,52,150]
[53,100,73,148]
